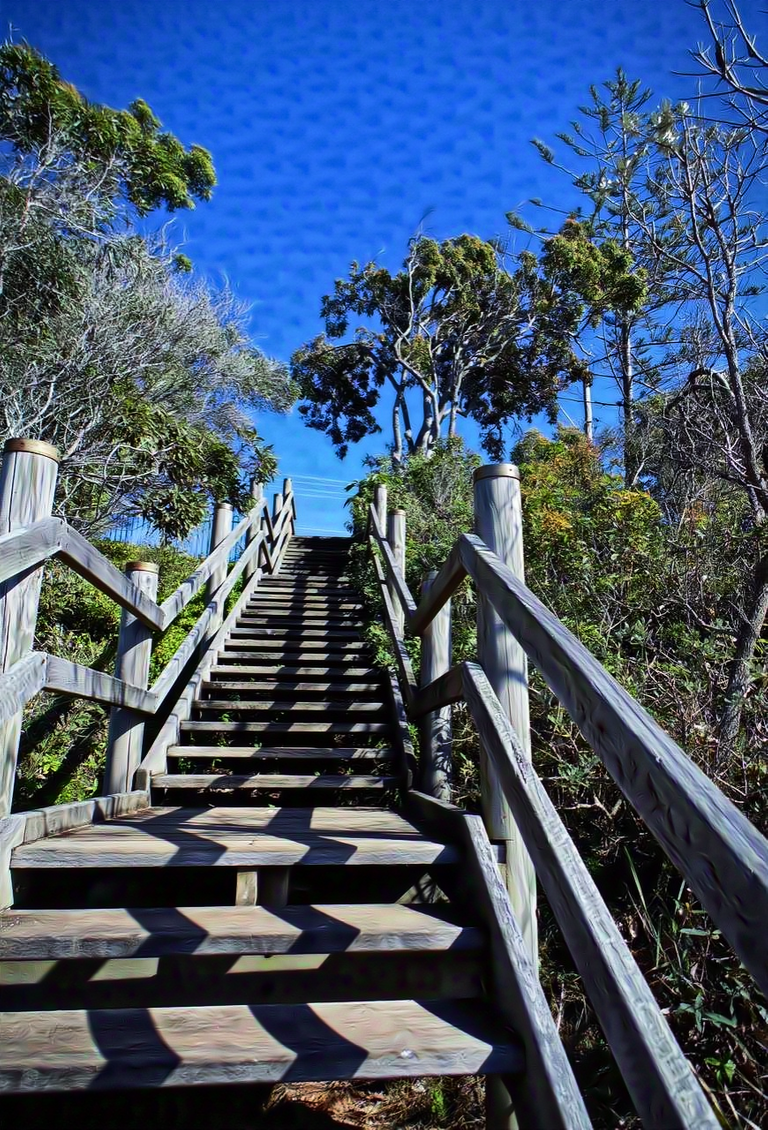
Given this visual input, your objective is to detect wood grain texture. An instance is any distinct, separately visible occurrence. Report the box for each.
[462,661,717,1129]
[0,903,484,959]
[385,667,415,790]
[20,790,151,845]
[0,651,47,725]
[0,444,59,818]
[474,467,536,967]
[460,532,768,999]
[0,813,25,908]
[460,812,591,1130]
[152,774,397,790]
[59,525,163,629]
[167,746,395,761]
[204,503,233,604]
[0,516,65,586]
[387,509,406,636]
[104,564,159,796]
[159,511,257,627]
[369,538,418,707]
[418,571,453,802]
[369,506,418,620]
[410,540,466,636]
[45,656,157,713]
[0,998,523,1092]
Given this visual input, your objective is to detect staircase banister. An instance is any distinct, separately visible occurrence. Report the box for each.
[461,660,718,1130]
[459,532,768,999]
[0,517,67,586]
[59,525,164,630]
[368,535,418,706]
[368,503,417,621]
[159,509,261,628]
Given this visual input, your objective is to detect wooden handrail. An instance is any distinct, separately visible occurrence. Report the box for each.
[460,660,717,1129]
[0,518,67,586]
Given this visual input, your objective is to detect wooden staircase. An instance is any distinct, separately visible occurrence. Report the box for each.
[0,537,524,1107]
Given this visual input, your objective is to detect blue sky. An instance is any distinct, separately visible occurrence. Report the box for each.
[2,0,745,533]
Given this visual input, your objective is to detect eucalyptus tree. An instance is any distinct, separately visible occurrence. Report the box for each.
[293,233,595,465]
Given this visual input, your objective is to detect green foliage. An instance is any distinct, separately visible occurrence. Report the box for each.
[0,42,215,215]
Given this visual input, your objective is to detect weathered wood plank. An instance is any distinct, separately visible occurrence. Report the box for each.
[462,660,718,1129]
[369,505,418,621]
[166,746,395,761]
[152,774,397,790]
[460,813,591,1130]
[410,540,466,636]
[45,655,157,714]
[209,666,379,679]
[418,570,453,802]
[159,517,262,628]
[0,516,65,586]
[0,999,523,1092]
[474,464,536,972]
[180,720,390,734]
[369,538,418,707]
[0,652,47,725]
[409,665,464,720]
[461,533,768,999]
[0,441,59,820]
[59,525,163,629]
[193,700,385,713]
[20,790,151,846]
[0,903,484,959]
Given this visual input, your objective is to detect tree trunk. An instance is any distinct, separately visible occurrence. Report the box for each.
[719,549,768,757]
[583,378,593,443]
[620,321,636,485]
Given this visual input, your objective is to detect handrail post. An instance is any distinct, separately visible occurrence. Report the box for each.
[271,492,283,574]
[474,464,536,964]
[205,501,233,603]
[387,508,406,636]
[419,569,452,800]
[243,481,263,585]
[282,478,295,537]
[104,561,159,794]
[0,439,59,818]
[373,483,387,537]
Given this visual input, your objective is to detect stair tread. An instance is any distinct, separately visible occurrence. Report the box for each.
[193,700,386,712]
[167,746,395,760]
[0,998,521,1091]
[223,639,369,650]
[202,682,383,694]
[182,721,390,734]
[0,903,483,959]
[209,667,380,678]
[11,807,456,868]
[152,774,398,789]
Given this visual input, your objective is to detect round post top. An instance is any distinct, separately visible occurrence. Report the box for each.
[473,463,520,483]
[125,561,160,575]
[392,508,407,516]
[4,438,59,462]
[215,501,234,511]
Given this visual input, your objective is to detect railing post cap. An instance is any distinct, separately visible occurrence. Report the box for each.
[216,501,234,511]
[393,508,406,516]
[473,463,520,483]
[4,438,60,462]
[125,561,160,575]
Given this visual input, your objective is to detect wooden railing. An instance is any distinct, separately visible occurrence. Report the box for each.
[0,438,296,823]
[367,464,768,1130]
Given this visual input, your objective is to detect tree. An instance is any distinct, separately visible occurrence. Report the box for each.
[690,0,768,137]
[293,233,591,464]
[0,42,292,537]
[522,71,674,484]
[0,43,215,217]
[635,105,768,752]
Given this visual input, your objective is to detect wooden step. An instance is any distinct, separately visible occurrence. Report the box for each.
[209,666,380,679]
[201,681,383,696]
[215,652,371,665]
[0,999,523,1092]
[222,638,369,652]
[229,627,364,640]
[11,807,455,869]
[0,904,482,960]
[152,774,398,791]
[192,701,386,714]
[167,746,396,762]
[247,598,363,608]
[181,720,390,736]
[241,609,364,621]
